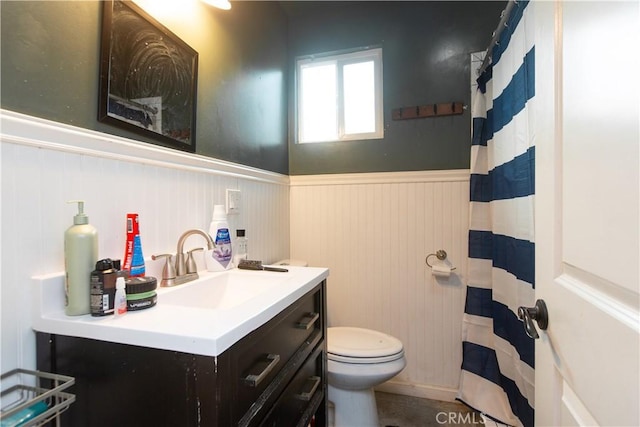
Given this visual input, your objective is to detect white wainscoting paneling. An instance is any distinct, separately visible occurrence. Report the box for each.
[2,110,473,402]
[0,110,290,375]
[290,170,470,401]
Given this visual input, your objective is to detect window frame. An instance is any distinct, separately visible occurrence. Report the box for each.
[296,47,384,144]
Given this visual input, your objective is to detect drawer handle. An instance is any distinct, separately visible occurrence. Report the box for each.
[295,312,320,330]
[243,354,280,387]
[295,376,321,401]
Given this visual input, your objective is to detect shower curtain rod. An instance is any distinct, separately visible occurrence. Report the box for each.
[478,0,517,75]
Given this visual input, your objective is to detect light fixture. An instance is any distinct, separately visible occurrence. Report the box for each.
[201,0,231,10]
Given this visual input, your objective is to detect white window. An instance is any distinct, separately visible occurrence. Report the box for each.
[297,47,383,143]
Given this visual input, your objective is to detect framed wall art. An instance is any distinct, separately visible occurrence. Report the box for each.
[98,0,198,152]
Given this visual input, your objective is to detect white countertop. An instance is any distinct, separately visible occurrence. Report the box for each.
[32,266,329,357]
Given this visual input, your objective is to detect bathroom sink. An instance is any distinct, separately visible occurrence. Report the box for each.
[160,270,288,310]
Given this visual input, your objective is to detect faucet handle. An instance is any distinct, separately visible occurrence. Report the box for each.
[186,248,204,274]
[151,253,177,287]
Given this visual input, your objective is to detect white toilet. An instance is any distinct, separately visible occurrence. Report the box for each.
[274,260,407,426]
[327,327,406,427]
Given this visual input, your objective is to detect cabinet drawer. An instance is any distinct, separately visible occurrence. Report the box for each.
[261,345,325,427]
[234,286,323,423]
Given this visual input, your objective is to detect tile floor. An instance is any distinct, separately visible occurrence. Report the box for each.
[376,392,485,427]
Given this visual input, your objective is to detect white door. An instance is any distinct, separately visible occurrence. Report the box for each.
[534,1,639,426]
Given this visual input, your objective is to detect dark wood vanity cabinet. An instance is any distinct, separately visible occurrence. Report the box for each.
[36,281,327,427]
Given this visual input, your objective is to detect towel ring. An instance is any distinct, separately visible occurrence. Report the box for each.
[426,250,447,267]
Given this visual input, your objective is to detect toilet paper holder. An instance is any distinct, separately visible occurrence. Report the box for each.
[425,250,456,270]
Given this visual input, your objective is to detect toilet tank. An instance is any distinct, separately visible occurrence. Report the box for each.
[275,259,308,267]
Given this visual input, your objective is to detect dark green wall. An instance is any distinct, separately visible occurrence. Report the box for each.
[1,1,505,177]
[286,1,505,175]
[0,1,289,174]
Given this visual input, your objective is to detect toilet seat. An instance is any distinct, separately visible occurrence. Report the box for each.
[328,327,404,364]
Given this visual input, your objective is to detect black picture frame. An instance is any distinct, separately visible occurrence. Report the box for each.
[98,0,198,152]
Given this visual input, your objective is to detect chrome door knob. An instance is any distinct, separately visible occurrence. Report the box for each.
[517,299,549,339]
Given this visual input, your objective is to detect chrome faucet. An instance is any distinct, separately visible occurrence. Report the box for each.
[175,229,215,276]
[152,229,215,287]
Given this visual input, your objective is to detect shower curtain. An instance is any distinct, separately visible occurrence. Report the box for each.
[458,2,535,427]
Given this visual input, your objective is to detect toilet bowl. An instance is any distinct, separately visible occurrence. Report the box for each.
[327,327,406,427]
[274,260,406,426]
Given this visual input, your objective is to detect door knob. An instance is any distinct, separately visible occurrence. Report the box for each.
[517,299,549,339]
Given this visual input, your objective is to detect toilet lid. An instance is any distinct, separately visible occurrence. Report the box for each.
[327,327,404,363]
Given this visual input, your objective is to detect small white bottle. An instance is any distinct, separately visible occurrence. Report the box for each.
[206,205,233,271]
[233,229,248,266]
[114,277,127,316]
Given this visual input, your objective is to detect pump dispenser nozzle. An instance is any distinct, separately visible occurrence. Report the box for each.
[68,200,89,225]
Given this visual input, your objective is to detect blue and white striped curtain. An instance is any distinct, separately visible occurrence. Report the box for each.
[457,2,535,427]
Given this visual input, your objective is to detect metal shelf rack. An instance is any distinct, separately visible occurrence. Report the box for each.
[1,368,75,427]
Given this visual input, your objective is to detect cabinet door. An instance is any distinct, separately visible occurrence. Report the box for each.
[36,333,218,427]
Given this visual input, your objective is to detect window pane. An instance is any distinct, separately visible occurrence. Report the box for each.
[300,63,337,142]
[343,61,375,135]
[296,47,383,143]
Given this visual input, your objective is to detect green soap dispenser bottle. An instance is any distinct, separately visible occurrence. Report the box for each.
[64,200,98,315]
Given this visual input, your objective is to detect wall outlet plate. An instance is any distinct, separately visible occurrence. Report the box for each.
[226,189,241,214]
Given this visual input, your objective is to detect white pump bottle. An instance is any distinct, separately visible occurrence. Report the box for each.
[64,200,98,315]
